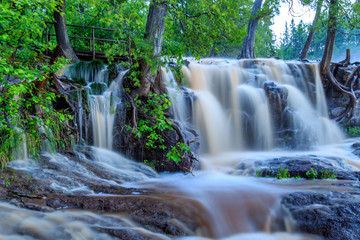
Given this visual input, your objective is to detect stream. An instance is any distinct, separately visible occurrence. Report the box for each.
[3,59,360,240]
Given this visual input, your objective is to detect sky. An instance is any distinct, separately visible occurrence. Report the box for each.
[270,1,315,44]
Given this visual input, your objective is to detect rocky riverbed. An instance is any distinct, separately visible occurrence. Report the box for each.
[0,141,360,239]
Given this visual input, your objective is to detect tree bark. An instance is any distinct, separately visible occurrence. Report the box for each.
[319,0,359,122]
[133,0,168,97]
[320,0,338,74]
[299,0,323,60]
[54,0,78,61]
[237,0,263,59]
[119,0,198,172]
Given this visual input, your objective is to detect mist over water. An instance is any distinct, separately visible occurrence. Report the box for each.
[6,59,358,240]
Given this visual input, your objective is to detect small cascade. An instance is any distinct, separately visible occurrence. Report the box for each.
[88,73,125,150]
[238,85,273,150]
[12,129,28,161]
[310,64,329,117]
[167,59,344,153]
[64,60,109,83]
[76,89,84,141]
[65,61,126,150]
[162,67,193,124]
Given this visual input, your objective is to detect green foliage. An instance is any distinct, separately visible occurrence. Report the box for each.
[72,77,87,86]
[143,159,157,169]
[0,0,74,168]
[280,19,308,60]
[165,0,252,58]
[279,0,360,61]
[346,126,360,137]
[344,122,360,137]
[306,168,318,179]
[276,165,290,179]
[320,169,336,179]
[133,93,173,150]
[255,18,280,58]
[166,142,191,163]
[129,93,191,165]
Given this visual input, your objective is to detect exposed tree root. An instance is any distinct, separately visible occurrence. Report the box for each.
[325,49,360,122]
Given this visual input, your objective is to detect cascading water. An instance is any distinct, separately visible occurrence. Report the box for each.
[88,73,125,150]
[166,59,344,153]
[6,59,358,240]
[65,62,125,150]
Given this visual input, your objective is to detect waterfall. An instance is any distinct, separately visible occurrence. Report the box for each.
[164,59,344,153]
[12,129,28,161]
[88,72,125,150]
[65,62,126,150]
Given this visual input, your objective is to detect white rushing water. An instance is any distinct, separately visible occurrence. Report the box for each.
[165,59,344,153]
[88,72,125,149]
[7,59,357,240]
[65,62,126,150]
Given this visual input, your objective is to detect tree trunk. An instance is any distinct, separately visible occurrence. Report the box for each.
[54,0,78,61]
[320,0,338,74]
[237,0,263,59]
[299,0,323,60]
[133,0,168,97]
[120,0,198,172]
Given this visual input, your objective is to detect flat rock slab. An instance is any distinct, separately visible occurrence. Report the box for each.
[282,190,360,240]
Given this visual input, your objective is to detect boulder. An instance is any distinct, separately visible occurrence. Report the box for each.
[243,155,358,180]
[282,190,360,240]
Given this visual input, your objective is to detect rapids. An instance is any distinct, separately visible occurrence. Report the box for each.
[3,58,359,240]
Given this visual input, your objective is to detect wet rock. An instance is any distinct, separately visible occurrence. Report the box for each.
[19,193,202,237]
[0,163,202,238]
[334,66,357,85]
[95,228,152,240]
[282,191,360,240]
[7,148,158,196]
[112,91,199,173]
[264,81,288,131]
[116,115,199,173]
[351,142,360,157]
[250,155,358,180]
[23,203,54,212]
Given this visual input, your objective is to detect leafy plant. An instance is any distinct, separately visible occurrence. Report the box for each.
[320,169,336,179]
[166,142,191,163]
[276,165,290,179]
[0,0,75,168]
[132,94,173,150]
[128,93,190,165]
[306,168,318,179]
[143,159,156,169]
[344,123,360,137]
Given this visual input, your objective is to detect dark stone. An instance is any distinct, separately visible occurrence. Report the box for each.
[282,191,360,240]
[17,194,201,237]
[264,81,288,130]
[95,227,152,240]
[113,93,199,173]
[334,66,357,85]
[326,64,360,124]
[248,155,357,180]
[352,142,360,158]
[0,152,204,238]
